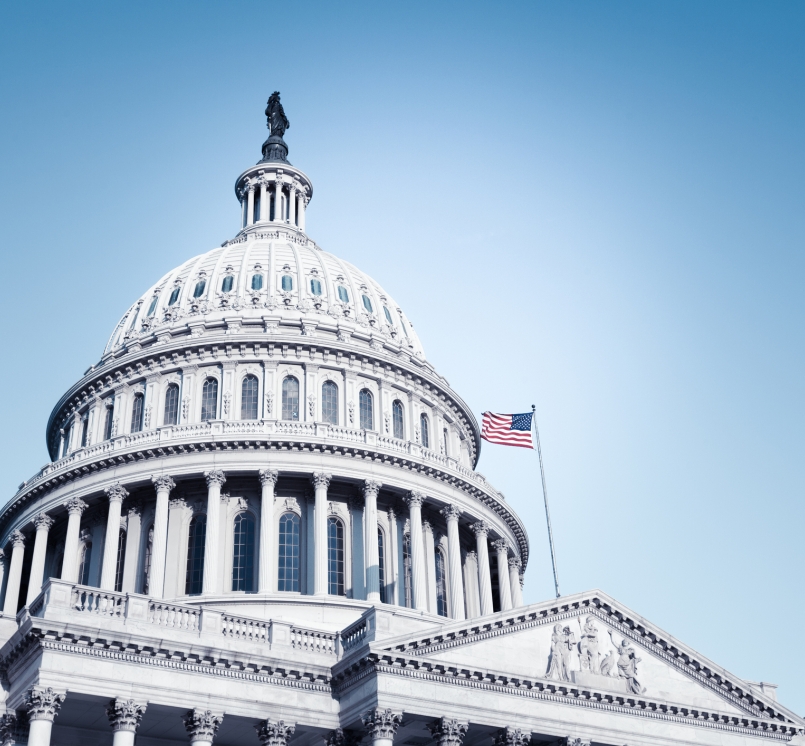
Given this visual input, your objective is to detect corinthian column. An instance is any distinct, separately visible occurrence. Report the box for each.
[61,497,87,582]
[312,473,331,596]
[183,709,223,745]
[405,491,428,611]
[509,556,523,607]
[471,521,493,616]
[428,718,468,746]
[494,727,531,746]
[107,698,147,746]
[363,480,381,602]
[27,513,55,604]
[361,708,402,746]
[149,475,175,598]
[3,531,26,615]
[25,687,65,746]
[492,539,513,611]
[256,718,295,746]
[100,484,128,590]
[202,470,226,595]
[440,504,465,620]
[258,469,279,593]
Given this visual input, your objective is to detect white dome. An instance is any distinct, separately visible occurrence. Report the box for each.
[104,237,425,358]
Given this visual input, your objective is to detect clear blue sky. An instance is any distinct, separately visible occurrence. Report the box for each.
[1,0,803,712]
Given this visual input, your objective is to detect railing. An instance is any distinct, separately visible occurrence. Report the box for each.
[221,613,269,643]
[340,618,368,652]
[148,601,200,631]
[291,625,337,655]
[273,421,317,437]
[72,586,125,617]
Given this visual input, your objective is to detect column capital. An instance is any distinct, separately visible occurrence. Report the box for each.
[508,555,522,569]
[183,709,223,742]
[386,507,396,521]
[428,718,468,746]
[255,718,295,746]
[470,521,489,538]
[363,479,382,498]
[491,538,510,554]
[9,531,25,549]
[440,503,461,521]
[104,483,129,503]
[259,468,279,487]
[564,739,591,746]
[422,519,433,534]
[64,496,88,516]
[405,490,425,508]
[493,727,531,746]
[25,687,66,722]
[33,513,54,531]
[204,470,226,487]
[465,550,477,561]
[312,472,332,489]
[361,708,402,741]
[107,698,147,732]
[0,712,16,746]
[151,474,176,493]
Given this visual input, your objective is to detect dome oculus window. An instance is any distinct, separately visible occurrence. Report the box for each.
[281,275,293,292]
[168,286,181,306]
[337,286,349,303]
[310,278,322,296]
[362,294,373,314]
[251,274,263,291]
[193,280,206,298]
[221,275,234,293]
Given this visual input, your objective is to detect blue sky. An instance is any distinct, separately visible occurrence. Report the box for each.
[1,0,804,712]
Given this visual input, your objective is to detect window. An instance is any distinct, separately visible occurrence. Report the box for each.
[359,389,374,430]
[241,375,259,420]
[142,525,153,595]
[232,513,256,591]
[378,527,386,603]
[201,378,218,421]
[114,529,127,592]
[164,383,180,425]
[362,294,373,313]
[61,424,71,458]
[420,413,430,449]
[443,427,449,456]
[310,278,322,296]
[403,532,412,608]
[78,542,92,585]
[278,513,300,592]
[321,381,338,425]
[337,285,349,303]
[128,307,140,329]
[251,273,263,290]
[131,393,145,433]
[185,515,207,595]
[435,549,448,617]
[221,275,234,293]
[253,189,261,222]
[80,417,88,447]
[327,517,345,596]
[281,275,293,292]
[147,295,159,316]
[168,286,181,305]
[392,400,404,439]
[400,314,410,337]
[282,376,300,420]
[383,306,394,326]
[193,280,206,298]
[104,400,115,440]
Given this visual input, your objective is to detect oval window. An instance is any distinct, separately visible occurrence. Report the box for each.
[168,286,181,305]
[221,275,234,293]
[251,274,263,290]
[147,295,159,316]
[281,275,293,292]
[337,285,349,303]
[193,280,206,298]
[362,294,373,313]
[310,278,322,296]
[383,306,394,326]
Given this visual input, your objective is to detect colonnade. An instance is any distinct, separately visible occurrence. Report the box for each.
[243,176,308,232]
[1,471,524,619]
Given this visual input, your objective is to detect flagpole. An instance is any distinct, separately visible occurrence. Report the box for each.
[532,404,560,599]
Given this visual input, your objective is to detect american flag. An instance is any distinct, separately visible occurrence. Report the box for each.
[481,411,534,449]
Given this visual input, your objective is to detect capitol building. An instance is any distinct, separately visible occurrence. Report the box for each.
[0,94,799,746]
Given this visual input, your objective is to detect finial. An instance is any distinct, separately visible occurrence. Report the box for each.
[261,91,291,164]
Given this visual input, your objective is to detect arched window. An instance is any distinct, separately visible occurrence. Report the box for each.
[278,513,300,592]
[328,517,345,596]
[104,399,115,440]
[383,306,394,326]
[61,424,71,458]
[310,278,322,296]
[201,378,218,421]
[185,515,207,595]
[420,413,430,449]
[78,542,92,586]
[147,295,159,316]
[80,416,88,447]
[359,389,374,430]
[362,294,374,313]
[114,529,127,592]
[435,548,448,617]
[232,513,256,592]
[337,285,349,303]
[131,393,145,433]
[253,189,261,222]
[282,376,300,420]
[168,286,181,305]
[442,427,449,456]
[241,375,259,420]
[392,400,404,439]
[142,525,153,595]
[378,527,386,603]
[164,383,180,425]
[402,532,412,608]
[281,275,293,292]
[193,279,206,298]
[221,275,234,293]
[321,381,338,425]
[251,273,263,290]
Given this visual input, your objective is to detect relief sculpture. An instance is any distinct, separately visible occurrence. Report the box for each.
[578,616,600,674]
[609,632,646,694]
[546,624,576,681]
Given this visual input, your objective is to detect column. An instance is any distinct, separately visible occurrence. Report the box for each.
[259,181,269,222]
[150,475,175,598]
[423,520,437,613]
[440,504,465,620]
[288,185,296,226]
[273,179,283,222]
[100,484,128,590]
[463,550,480,618]
[363,480,381,602]
[121,501,142,593]
[25,687,65,746]
[26,513,54,604]
[361,708,402,746]
[183,709,223,745]
[60,498,87,583]
[405,492,428,611]
[0,551,5,604]
[258,469,278,593]
[493,727,531,746]
[256,719,295,746]
[387,507,399,605]
[349,495,365,599]
[107,698,147,746]
[492,539,513,611]
[471,521,493,616]
[428,718,468,746]
[202,470,226,595]
[312,473,331,596]
[509,556,523,608]
[246,186,255,226]
[298,195,307,232]
[3,531,26,615]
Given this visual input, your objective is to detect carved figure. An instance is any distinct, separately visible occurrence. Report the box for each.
[579,616,601,674]
[609,632,646,694]
[546,624,576,681]
[600,650,615,677]
[266,92,289,138]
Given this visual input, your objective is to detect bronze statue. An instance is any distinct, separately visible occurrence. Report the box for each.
[266,92,289,138]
